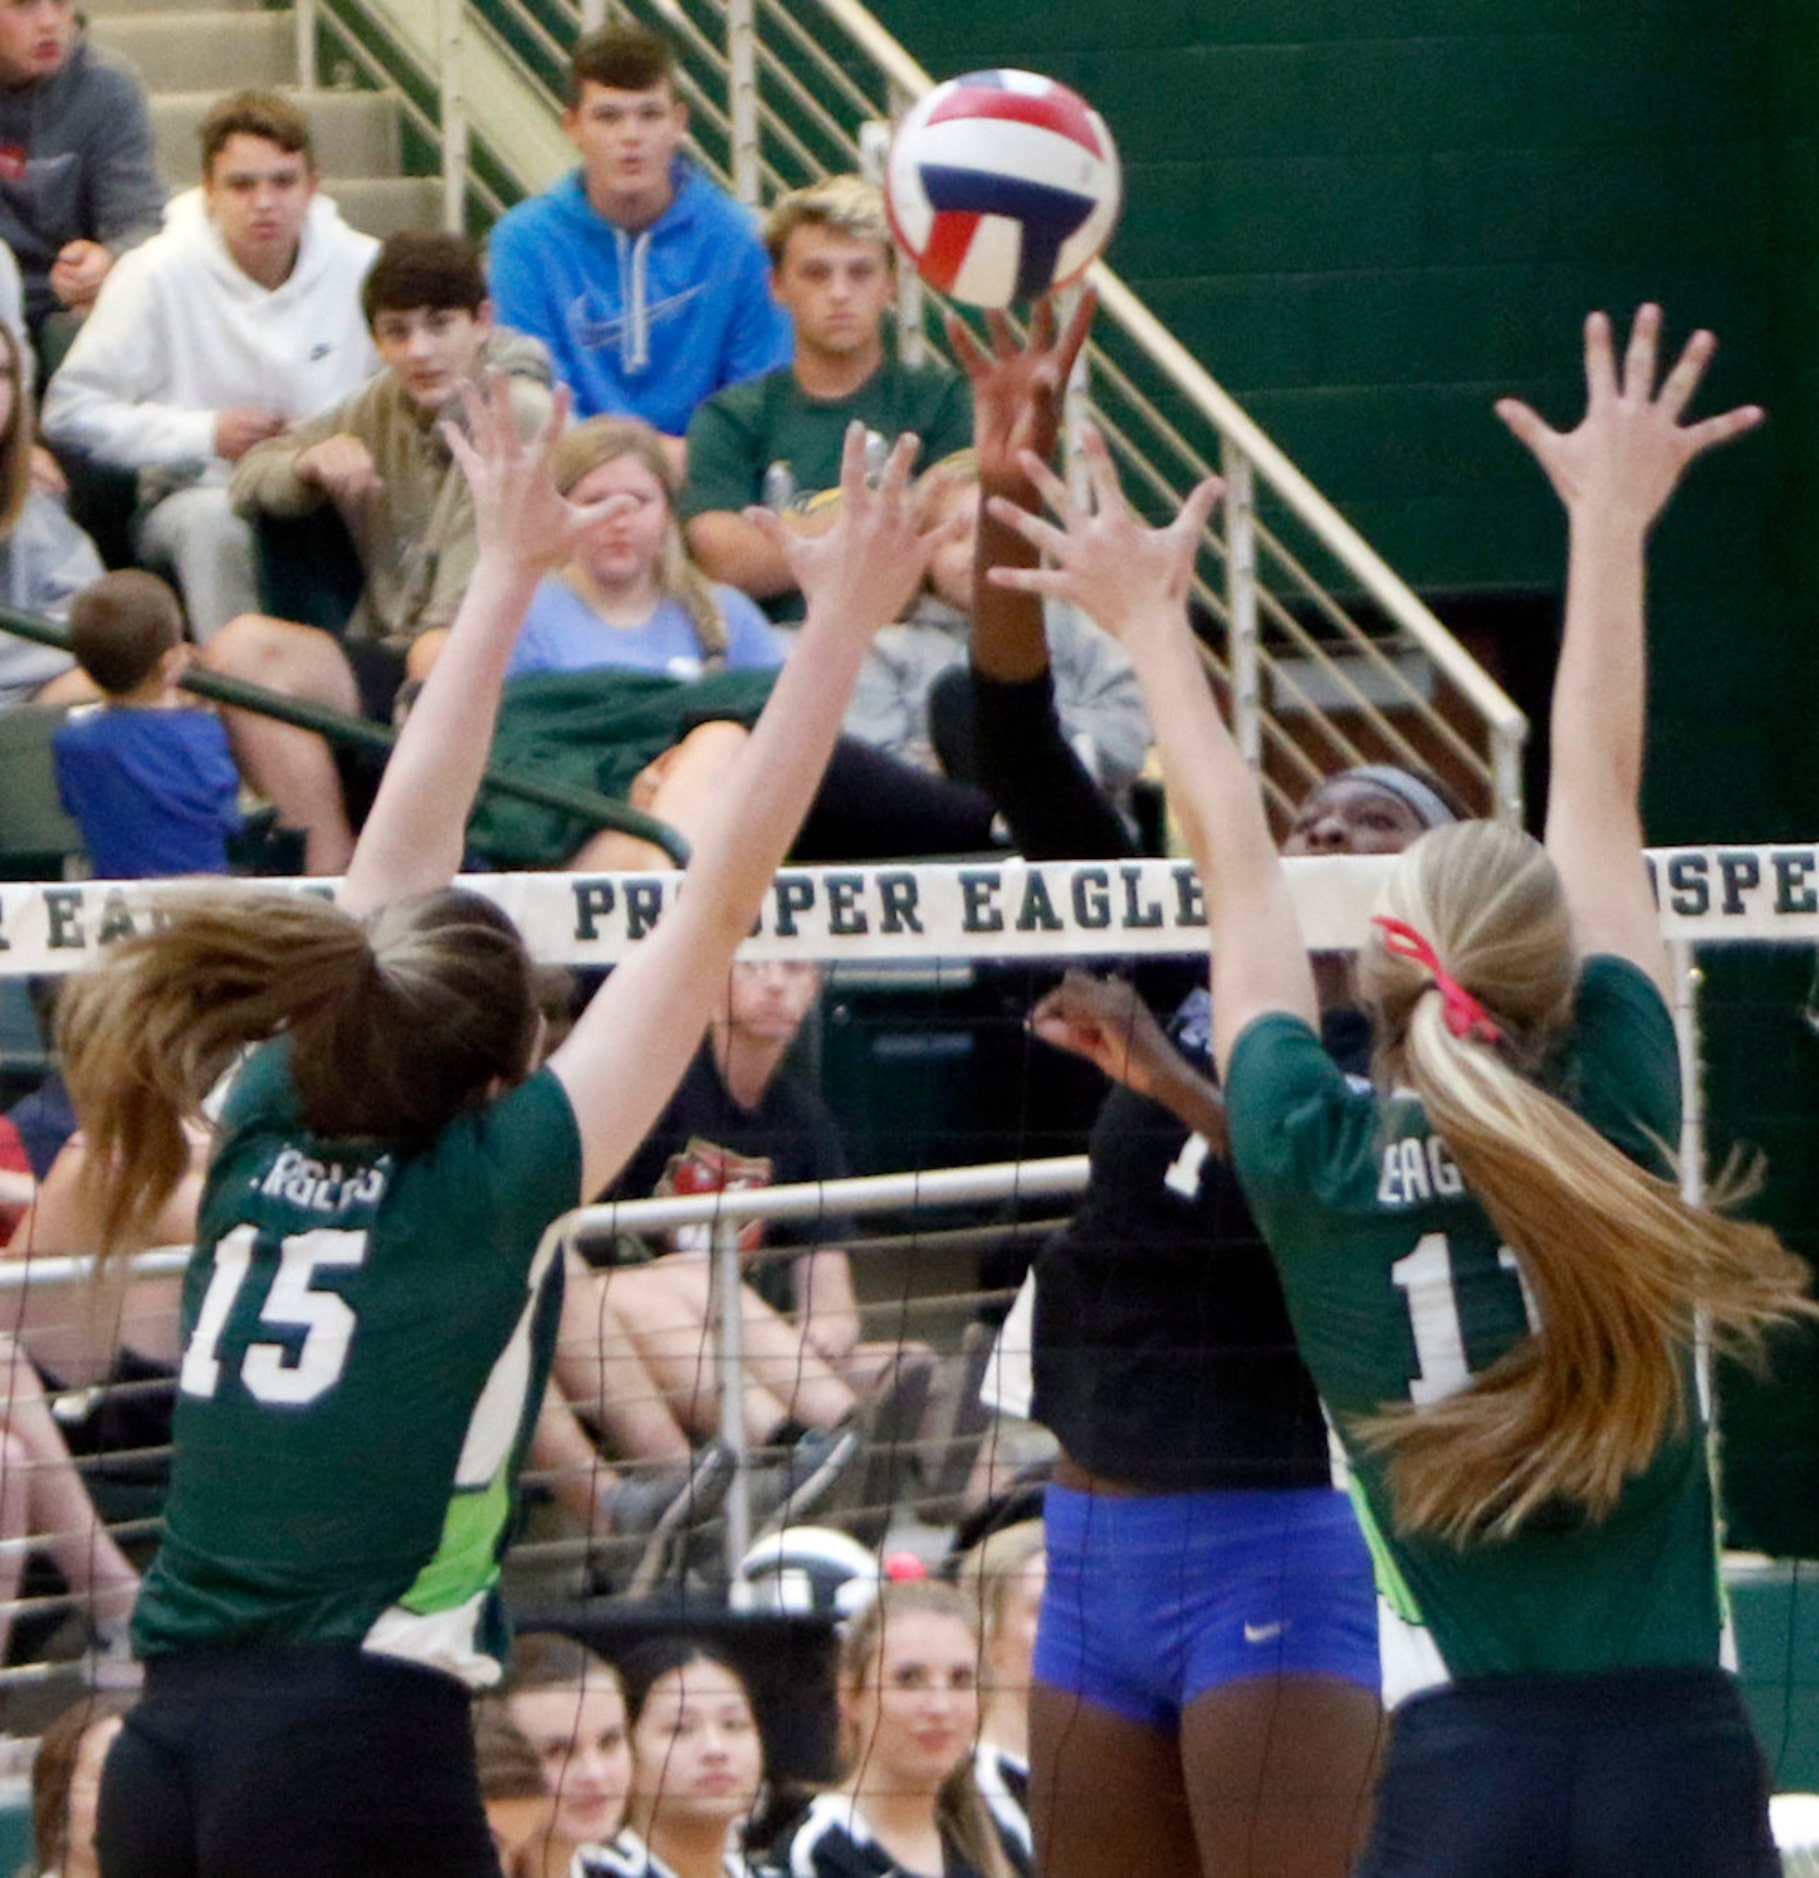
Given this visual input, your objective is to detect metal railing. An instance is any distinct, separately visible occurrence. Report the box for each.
[382,0,1529,826]
[0,1154,1084,1661]
[0,606,692,866]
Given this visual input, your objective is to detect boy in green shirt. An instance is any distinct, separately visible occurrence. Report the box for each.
[682,176,971,624]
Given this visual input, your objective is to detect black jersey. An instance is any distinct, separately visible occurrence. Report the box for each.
[579,1826,761,1878]
[603,1045,855,1316]
[785,1795,987,1878]
[1030,994,1369,1491]
[973,1744,1031,1875]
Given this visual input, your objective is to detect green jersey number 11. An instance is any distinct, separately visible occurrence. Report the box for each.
[1391,1230,1534,1405]
[180,1224,368,1406]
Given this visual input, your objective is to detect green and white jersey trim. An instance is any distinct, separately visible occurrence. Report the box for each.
[1347,1474,1450,1709]
[362,1220,564,1688]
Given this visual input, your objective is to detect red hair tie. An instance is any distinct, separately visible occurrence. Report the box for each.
[1371,916,1503,1046]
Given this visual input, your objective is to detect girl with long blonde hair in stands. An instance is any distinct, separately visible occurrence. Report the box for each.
[787,1580,1013,1878]
[986,307,1812,1876]
[59,382,957,1878]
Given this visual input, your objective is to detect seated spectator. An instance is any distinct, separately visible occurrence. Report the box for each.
[41,90,379,643]
[492,1633,634,1878]
[601,959,887,1396]
[845,449,1148,809]
[470,416,999,872]
[486,21,790,459]
[213,229,552,874]
[53,569,243,877]
[578,1639,768,1878]
[0,316,104,707]
[473,1704,557,1878]
[4,1071,193,1389]
[682,176,972,624]
[0,1331,142,1679]
[507,418,783,682]
[959,1520,1045,1875]
[467,413,785,875]
[578,957,951,1530]
[4,1069,195,1559]
[0,0,164,355]
[29,1691,137,1878]
[785,1580,1012,1878]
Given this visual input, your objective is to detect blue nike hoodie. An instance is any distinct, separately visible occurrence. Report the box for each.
[486,157,791,434]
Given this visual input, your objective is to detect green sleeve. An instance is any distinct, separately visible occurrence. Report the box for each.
[922,369,975,464]
[681,387,763,520]
[1562,956,1682,1174]
[428,1067,583,1282]
[1224,1012,1356,1212]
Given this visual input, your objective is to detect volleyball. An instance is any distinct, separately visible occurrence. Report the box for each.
[884,69,1122,309]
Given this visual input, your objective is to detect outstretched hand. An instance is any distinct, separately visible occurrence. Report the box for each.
[985,424,1222,644]
[443,374,635,576]
[946,291,1095,489]
[1030,971,1176,1094]
[743,423,969,636]
[1495,305,1763,536]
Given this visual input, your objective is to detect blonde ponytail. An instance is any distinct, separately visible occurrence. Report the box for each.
[58,886,538,1259]
[1354,823,1817,1544]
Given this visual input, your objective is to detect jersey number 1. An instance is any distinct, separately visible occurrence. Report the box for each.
[1390,1231,1532,1405]
[180,1224,367,1406]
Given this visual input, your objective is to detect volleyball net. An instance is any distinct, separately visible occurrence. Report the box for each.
[0,851,1814,1800]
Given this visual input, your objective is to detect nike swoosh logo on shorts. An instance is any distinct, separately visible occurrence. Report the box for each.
[1243,1620,1289,1645]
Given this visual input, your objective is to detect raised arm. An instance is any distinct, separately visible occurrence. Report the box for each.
[339,378,626,916]
[950,293,1094,685]
[1030,971,1229,1149]
[550,426,960,1199]
[989,429,1316,1075]
[1497,306,1762,989]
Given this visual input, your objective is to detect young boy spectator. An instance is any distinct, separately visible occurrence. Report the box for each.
[40,89,378,641]
[52,568,242,877]
[486,21,789,460]
[682,175,972,623]
[207,231,554,875]
[0,0,165,350]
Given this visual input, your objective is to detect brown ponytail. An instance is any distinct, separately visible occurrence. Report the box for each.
[1354,822,1817,1543]
[58,886,537,1257]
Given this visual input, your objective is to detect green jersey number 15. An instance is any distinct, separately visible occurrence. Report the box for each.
[180,1224,368,1406]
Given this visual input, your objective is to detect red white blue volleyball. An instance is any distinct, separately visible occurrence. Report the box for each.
[884,70,1122,309]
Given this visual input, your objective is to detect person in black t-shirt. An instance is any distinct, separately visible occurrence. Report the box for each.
[576,960,908,1456]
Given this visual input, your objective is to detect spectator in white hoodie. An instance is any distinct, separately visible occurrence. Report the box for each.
[41,90,378,640]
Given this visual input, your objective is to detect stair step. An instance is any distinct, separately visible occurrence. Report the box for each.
[330,177,445,240]
[88,12,294,93]
[150,88,403,185]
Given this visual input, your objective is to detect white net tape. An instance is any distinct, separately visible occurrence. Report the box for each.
[2,844,1817,976]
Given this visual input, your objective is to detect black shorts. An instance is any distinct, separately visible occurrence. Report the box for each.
[96,1646,500,1878]
[334,640,409,828]
[1355,1665,1778,1878]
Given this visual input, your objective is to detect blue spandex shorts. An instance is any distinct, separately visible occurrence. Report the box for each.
[1034,1481,1378,1729]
